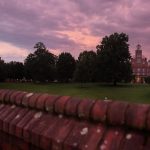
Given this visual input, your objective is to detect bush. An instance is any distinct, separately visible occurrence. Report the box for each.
[145,77,150,84]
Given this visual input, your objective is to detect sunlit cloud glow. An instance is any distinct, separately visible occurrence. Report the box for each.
[0,0,150,61]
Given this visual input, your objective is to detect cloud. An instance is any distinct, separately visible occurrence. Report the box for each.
[0,42,28,62]
[0,0,150,61]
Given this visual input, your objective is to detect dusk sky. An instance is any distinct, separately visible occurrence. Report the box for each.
[0,0,150,62]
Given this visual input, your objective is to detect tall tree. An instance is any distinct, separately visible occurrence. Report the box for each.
[0,57,6,82]
[56,52,76,82]
[6,61,24,80]
[74,51,97,82]
[96,32,132,85]
[24,42,56,82]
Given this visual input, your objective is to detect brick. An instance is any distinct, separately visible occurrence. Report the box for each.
[4,90,15,104]
[40,115,74,150]
[91,100,109,122]
[44,95,60,112]
[0,105,17,130]
[7,134,30,150]
[54,96,70,114]
[39,116,59,150]
[9,91,22,104]
[0,90,150,150]
[120,132,145,150]
[9,108,29,135]
[3,107,21,133]
[0,90,9,103]
[78,124,105,150]
[14,92,27,106]
[41,116,72,150]
[35,94,50,110]
[144,137,150,150]
[65,97,81,116]
[23,111,43,142]
[21,92,34,107]
[77,99,95,119]
[98,128,124,150]
[28,93,42,108]
[126,104,149,129]
[146,109,150,130]
[0,103,6,112]
[15,110,35,138]
[31,114,58,147]
[107,101,128,125]
[64,122,105,150]
[51,118,76,150]
[40,115,70,150]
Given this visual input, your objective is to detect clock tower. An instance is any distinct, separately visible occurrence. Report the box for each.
[135,44,142,59]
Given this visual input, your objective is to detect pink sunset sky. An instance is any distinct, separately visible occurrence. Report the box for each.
[0,0,150,62]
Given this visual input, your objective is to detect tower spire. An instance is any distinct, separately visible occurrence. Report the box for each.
[137,44,141,50]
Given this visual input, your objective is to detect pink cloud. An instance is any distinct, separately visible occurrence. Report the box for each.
[0,0,149,61]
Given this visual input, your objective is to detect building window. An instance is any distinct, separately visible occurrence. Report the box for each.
[137,68,140,72]
[137,58,141,63]
[143,68,145,72]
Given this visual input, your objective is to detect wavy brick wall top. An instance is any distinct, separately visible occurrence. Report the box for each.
[0,89,150,150]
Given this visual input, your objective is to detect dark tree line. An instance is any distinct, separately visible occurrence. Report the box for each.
[0,33,133,85]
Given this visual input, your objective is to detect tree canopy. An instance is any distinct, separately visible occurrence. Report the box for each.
[56,52,76,82]
[24,42,56,82]
[74,51,97,82]
[0,57,6,82]
[5,61,24,80]
[96,32,132,85]
[0,33,134,84]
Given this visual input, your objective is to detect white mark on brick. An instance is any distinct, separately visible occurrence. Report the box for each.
[79,113,84,117]
[58,114,63,119]
[15,114,20,119]
[73,142,78,147]
[97,129,101,133]
[80,127,88,135]
[26,93,33,98]
[126,134,132,140]
[57,139,60,143]
[115,131,119,135]
[100,144,106,150]
[46,106,53,112]
[104,99,111,102]
[104,140,107,144]
[11,105,16,109]
[34,112,42,119]
[85,144,88,148]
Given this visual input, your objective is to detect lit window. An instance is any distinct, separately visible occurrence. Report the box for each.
[138,68,140,72]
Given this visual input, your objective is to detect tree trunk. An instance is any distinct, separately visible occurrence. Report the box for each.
[113,80,117,86]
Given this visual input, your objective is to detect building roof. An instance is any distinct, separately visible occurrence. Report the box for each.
[0,89,150,150]
[132,55,147,60]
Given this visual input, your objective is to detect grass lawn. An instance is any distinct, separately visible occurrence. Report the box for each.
[0,82,150,104]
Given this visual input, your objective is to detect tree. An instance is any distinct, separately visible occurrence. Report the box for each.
[145,76,150,84]
[24,42,56,82]
[56,52,76,82]
[0,57,6,82]
[74,51,97,82]
[6,61,24,80]
[96,32,132,85]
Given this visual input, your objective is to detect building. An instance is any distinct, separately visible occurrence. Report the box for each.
[131,44,150,83]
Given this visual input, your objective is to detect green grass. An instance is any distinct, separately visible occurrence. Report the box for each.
[0,82,150,104]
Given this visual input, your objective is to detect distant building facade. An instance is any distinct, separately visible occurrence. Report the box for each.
[131,44,150,83]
